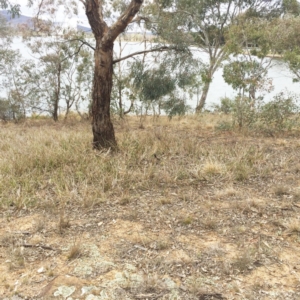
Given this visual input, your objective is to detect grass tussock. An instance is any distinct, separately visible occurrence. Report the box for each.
[67,242,83,260]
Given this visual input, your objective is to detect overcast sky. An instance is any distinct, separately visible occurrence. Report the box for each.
[12,0,141,31]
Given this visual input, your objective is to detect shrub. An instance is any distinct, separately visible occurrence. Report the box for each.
[213,97,235,114]
[0,98,25,122]
[259,92,300,131]
[232,96,259,129]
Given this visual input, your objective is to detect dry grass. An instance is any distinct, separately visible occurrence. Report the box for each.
[1,115,300,299]
[67,242,83,260]
[286,220,300,236]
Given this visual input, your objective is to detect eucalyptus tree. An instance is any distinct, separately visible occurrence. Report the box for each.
[224,13,276,101]
[147,0,282,112]
[23,5,94,121]
[0,14,15,75]
[0,0,20,16]
[282,0,300,15]
[111,36,135,118]
[129,50,199,118]
[81,0,172,149]
[62,47,94,119]
[25,0,176,149]
[0,13,24,120]
[111,33,179,118]
[270,16,300,85]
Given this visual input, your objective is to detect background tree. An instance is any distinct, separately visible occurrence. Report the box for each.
[1,58,41,120]
[111,36,136,118]
[270,16,300,85]
[129,51,199,118]
[62,47,94,120]
[27,0,177,149]
[0,0,20,16]
[148,0,282,112]
[28,33,92,121]
[0,13,27,121]
[282,0,300,16]
[19,3,95,121]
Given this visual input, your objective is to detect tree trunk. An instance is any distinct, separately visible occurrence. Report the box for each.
[53,102,58,121]
[53,62,61,122]
[118,79,123,118]
[92,40,117,150]
[196,79,211,113]
[84,0,144,150]
[64,104,70,121]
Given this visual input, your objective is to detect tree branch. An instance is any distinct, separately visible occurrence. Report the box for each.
[112,46,172,64]
[124,100,134,115]
[108,0,143,43]
[61,42,86,63]
[85,0,107,37]
[130,16,150,24]
[67,38,95,51]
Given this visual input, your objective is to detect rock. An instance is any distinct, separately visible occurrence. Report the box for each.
[72,243,115,278]
[81,286,96,295]
[73,264,93,278]
[94,261,115,274]
[163,277,178,290]
[53,286,76,299]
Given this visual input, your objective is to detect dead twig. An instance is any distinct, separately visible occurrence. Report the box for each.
[0,243,56,251]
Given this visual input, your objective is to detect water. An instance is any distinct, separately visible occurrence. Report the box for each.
[190,50,299,109]
[6,38,300,111]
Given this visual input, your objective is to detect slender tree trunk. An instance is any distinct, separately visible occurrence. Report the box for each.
[53,62,61,122]
[195,48,227,113]
[92,40,117,149]
[124,100,134,115]
[53,102,58,121]
[64,103,70,120]
[118,80,123,118]
[196,63,214,113]
[196,79,211,113]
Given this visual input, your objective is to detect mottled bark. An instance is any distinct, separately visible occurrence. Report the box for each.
[92,41,116,149]
[84,0,143,149]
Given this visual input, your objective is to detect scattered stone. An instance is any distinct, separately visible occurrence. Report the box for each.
[37,267,45,273]
[73,264,93,278]
[163,277,178,290]
[53,286,76,299]
[81,286,95,296]
[94,261,115,274]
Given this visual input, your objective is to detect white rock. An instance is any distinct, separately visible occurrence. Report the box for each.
[81,286,95,295]
[54,286,76,298]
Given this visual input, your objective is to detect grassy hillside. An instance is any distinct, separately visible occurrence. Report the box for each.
[0,115,300,299]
